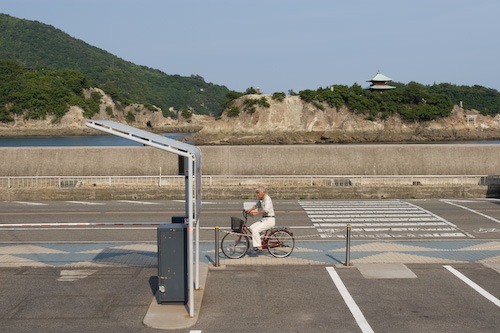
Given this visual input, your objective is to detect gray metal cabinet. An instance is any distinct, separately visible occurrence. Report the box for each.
[156,223,188,303]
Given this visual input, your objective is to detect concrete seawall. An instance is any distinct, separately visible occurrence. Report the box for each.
[1,144,498,200]
[1,144,499,176]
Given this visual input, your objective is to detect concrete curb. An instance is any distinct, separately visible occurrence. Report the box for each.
[143,263,209,330]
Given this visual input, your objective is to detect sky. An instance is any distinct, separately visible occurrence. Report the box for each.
[1,0,499,94]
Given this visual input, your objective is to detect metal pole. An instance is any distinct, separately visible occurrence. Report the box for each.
[195,215,200,289]
[345,224,351,266]
[214,226,220,267]
[187,157,194,318]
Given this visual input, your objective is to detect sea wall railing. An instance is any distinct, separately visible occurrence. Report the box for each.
[0,175,493,189]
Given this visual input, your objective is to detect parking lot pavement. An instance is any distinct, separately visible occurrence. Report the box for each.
[0,263,498,332]
[1,239,499,332]
[187,263,500,333]
[0,266,157,333]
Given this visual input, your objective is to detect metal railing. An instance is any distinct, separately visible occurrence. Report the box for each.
[0,175,491,189]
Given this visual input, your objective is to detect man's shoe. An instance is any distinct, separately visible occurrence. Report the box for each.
[252,247,263,254]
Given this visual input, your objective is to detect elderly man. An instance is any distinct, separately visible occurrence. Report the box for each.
[245,185,275,252]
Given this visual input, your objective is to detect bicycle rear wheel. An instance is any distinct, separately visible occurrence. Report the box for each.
[267,229,295,258]
[221,232,249,259]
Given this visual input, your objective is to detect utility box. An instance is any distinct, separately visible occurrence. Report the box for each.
[171,216,188,224]
[157,223,188,304]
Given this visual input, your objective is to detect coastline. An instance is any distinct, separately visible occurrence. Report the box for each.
[183,128,500,145]
[1,127,499,145]
[0,125,201,137]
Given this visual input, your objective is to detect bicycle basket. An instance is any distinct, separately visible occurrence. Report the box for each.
[231,217,244,233]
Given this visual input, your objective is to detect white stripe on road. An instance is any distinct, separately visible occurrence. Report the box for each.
[117,200,160,205]
[173,199,216,204]
[314,222,448,227]
[0,221,160,228]
[0,227,157,231]
[302,200,469,239]
[319,232,466,239]
[442,200,500,224]
[443,265,500,308]
[314,217,444,222]
[356,227,458,232]
[66,201,105,205]
[12,201,48,206]
[312,213,432,217]
[404,201,461,228]
[326,266,374,333]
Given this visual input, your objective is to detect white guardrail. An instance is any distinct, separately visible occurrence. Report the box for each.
[0,175,493,189]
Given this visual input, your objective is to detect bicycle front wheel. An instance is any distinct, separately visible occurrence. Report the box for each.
[221,232,250,259]
[267,230,295,258]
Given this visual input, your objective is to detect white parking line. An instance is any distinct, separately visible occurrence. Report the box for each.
[442,200,500,224]
[443,265,500,308]
[326,266,374,333]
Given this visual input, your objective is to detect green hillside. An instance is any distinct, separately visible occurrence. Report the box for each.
[1,13,499,126]
[0,13,230,117]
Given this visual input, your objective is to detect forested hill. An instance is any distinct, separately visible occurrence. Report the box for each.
[1,13,499,127]
[0,13,230,116]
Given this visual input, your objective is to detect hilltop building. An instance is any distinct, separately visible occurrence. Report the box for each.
[366,70,396,91]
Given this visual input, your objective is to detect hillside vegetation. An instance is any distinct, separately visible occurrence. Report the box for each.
[185,94,500,145]
[0,13,499,144]
[0,13,230,117]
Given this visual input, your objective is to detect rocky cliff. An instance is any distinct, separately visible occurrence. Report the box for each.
[1,90,499,144]
[186,94,500,144]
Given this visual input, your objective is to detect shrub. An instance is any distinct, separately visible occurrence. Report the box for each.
[180,107,193,120]
[272,92,286,102]
[257,96,270,108]
[226,106,240,117]
[105,106,113,117]
[245,87,260,94]
[126,111,136,123]
[0,106,13,123]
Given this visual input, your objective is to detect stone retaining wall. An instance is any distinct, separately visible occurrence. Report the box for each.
[1,144,498,176]
[0,184,496,201]
[1,144,498,199]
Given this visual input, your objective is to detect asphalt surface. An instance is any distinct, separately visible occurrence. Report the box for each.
[0,198,499,332]
[0,264,498,332]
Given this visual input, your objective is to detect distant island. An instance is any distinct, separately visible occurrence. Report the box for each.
[1,90,498,145]
[1,14,499,145]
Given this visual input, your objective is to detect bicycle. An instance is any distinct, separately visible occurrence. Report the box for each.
[221,210,295,259]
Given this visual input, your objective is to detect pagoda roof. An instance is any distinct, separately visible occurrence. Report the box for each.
[366,85,396,90]
[367,71,393,82]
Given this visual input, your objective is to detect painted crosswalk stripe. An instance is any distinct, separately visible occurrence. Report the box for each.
[300,200,469,239]
[314,222,448,227]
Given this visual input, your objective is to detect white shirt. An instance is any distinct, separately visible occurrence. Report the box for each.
[257,194,274,217]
